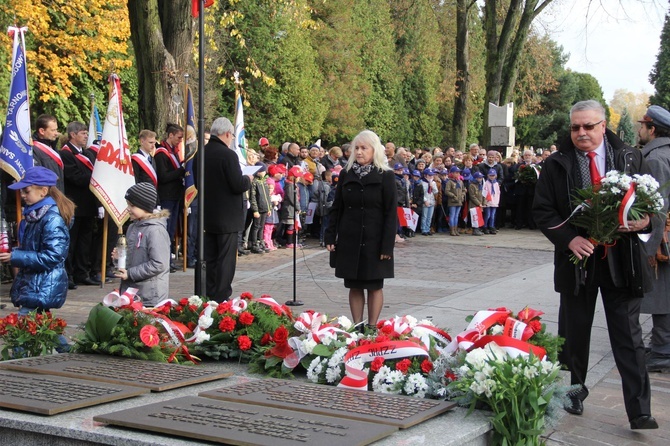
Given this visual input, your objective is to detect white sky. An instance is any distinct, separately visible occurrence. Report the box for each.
[540,0,666,103]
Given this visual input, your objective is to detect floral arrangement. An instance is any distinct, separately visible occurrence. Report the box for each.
[251,313,452,398]
[73,291,293,363]
[515,163,541,184]
[566,170,664,264]
[0,311,67,360]
[447,343,562,446]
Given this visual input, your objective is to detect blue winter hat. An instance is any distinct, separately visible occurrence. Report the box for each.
[393,162,404,170]
[402,168,410,175]
[8,166,58,189]
[423,168,436,176]
[488,169,498,177]
[473,171,484,179]
[411,170,421,177]
[449,166,461,173]
[462,168,471,176]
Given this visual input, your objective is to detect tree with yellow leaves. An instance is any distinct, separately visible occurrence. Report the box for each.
[0,0,132,125]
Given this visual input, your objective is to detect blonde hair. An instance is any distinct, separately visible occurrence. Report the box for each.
[346,130,391,171]
[48,187,75,226]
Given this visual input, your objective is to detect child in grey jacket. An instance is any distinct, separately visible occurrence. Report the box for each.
[113,183,170,306]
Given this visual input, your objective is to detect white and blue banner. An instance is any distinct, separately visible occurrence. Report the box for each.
[0,27,33,180]
[232,94,247,167]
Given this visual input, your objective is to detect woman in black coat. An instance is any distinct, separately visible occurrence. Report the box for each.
[325,130,397,328]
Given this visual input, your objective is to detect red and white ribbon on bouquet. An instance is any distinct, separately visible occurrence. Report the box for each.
[253,295,290,316]
[338,340,429,390]
[619,182,637,229]
[443,309,510,353]
[103,287,140,308]
[378,316,413,337]
[471,335,546,360]
[294,311,348,343]
[412,324,452,350]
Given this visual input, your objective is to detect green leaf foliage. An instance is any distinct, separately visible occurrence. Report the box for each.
[650,4,670,110]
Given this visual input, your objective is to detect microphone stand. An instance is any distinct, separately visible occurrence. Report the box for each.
[285,178,303,306]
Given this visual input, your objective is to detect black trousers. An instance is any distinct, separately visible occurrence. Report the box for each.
[204,231,237,301]
[558,256,651,420]
[68,216,94,282]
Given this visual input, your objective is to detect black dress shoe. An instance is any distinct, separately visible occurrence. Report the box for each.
[646,352,670,373]
[630,415,658,430]
[564,386,588,415]
[76,277,100,286]
[68,281,78,290]
[170,266,177,273]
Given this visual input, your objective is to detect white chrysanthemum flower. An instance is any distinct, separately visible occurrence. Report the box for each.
[306,357,326,382]
[198,315,214,329]
[301,338,317,355]
[325,366,342,383]
[474,370,488,383]
[194,331,210,344]
[337,315,353,330]
[329,347,348,366]
[403,373,428,397]
[320,331,336,346]
[188,295,203,307]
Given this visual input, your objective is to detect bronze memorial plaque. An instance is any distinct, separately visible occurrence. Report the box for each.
[199,378,456,428]
[0,354,233,391]
[0,369,148,415]
[94,396,397,446]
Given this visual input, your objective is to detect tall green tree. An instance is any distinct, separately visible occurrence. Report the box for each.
[391,0,444,147]
[482,0,553,145]
[650,2,670,110]
[127,1,193,135]
[616,108,636,146]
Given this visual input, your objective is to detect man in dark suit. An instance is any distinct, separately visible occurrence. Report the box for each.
[197,117,252,300]
[533,100,658,430]
[61,121,99,287]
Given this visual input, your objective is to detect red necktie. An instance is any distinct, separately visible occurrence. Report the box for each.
[587,152,601,185]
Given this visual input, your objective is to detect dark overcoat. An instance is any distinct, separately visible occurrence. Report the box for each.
[325,167,397,281]
[533,130,654,297]
[641,136,670,314]
[196,135,251,234]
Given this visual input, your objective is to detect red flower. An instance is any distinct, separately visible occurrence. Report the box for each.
[6,313,18,326]
[179,298,189,306]
[260,333,272,346]
[187,321,196,332]
[375,335,390,343]
[218,316,235,332]
[238,311,255,326]
[380,324,394,335]
[240,292,254,300]
[445,371,457,382]
[273,326,289,344]
[529,320,542,333]
[217,301,232,315]
[517,307,544,322]
[26,321,37,335]
[358,338,371,346]
[370,357,385,372]
[188,304,199,312]
[175,305,183,312]
[272,306,284,316]
[395,358,412,374]
[237,335,252,350]
[421,359,434,373]
[140,325,160,347]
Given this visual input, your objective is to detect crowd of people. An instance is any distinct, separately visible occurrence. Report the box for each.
[2,102,670,433]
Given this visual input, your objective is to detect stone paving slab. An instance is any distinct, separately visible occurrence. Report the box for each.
[0,227,663,444]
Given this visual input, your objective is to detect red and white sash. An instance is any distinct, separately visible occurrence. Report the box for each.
[33,141,63,169]
[61,144,94,171]
[155,144,181,170]
[132,153,158,186]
